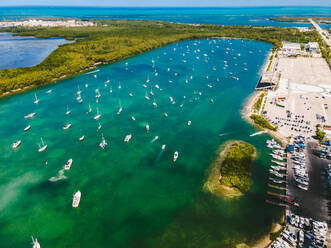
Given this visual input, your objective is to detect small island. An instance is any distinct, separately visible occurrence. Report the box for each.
[204,141,256,198]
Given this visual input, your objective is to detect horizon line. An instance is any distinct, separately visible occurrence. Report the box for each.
[0,5,331,8]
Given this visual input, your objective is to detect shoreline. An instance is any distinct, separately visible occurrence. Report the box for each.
[203,140,243,198]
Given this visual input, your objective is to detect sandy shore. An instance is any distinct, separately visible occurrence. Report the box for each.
[241,92,289,147]
[203,140,243,198]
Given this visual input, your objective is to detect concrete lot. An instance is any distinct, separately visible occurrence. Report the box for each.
[263,56,331,139]
[287,142,330,225]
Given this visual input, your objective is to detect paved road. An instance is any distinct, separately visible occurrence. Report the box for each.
[287,141,330,224]
[309,18,331,47]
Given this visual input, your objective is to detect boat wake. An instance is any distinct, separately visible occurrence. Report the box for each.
[250,130,267,137]
[85,69,100,75]
[49,169,67,182]
[218,132,232,137]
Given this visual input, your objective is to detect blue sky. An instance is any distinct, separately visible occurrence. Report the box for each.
[0,0,330,7]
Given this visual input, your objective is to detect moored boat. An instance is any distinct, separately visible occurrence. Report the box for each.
[72,190,81,208]
[173,151,179,162]
[12,140,21,149]
[24,125,31,132]
[64,158,73,170]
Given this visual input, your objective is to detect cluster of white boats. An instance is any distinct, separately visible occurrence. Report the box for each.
[267,139,287,184]
[271,214,328,248]
[10,39,254,248]
[291,151,309,191]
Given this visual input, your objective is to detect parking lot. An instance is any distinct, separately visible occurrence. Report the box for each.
[287,141,330,224]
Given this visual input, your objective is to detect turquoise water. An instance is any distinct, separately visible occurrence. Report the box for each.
[0,33,71,69]
[0,38,282,247]
[0,7,330,28]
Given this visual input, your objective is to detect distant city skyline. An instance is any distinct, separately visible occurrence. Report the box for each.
[0,0,330,7]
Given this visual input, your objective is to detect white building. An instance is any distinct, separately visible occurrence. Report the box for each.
[306,42,319,53]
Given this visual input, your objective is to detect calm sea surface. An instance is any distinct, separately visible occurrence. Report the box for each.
[0,6,330,28]
[0,33,70,69]
[1,6,323,248]
[0,38,281,247]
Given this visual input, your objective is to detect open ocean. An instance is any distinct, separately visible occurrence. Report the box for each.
[0,6,328,248]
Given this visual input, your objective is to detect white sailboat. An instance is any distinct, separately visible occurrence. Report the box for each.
[99,133,107,149]
[94,107,101,120]
[117,101,122,115]
[33,93,39,104]
[145,91,150,100]
[31,236,41,248]
[12,140,21,149]
[38,138,47,152]
[24,125,31,132]
[124,134,132,143]
[87,103,92,114]
[72,191,81,208]
[173,151,179,162]
[66,105,71,115]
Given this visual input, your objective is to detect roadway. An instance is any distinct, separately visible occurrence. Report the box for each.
[309,18,331,47]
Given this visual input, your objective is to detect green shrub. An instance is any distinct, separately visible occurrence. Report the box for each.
[250,114,278,131]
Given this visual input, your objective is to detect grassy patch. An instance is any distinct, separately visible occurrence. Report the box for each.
[250,114,278,131]
[219,141,256,193]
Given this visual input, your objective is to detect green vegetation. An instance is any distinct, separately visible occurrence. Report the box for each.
[219,141,256,193]
[270,17,331,24]
[316,124,326,141]
[318,39,331,68]
[0,19,320,95]
[267,54,274,71]
[250,114,278,131]
[270,226,285,241]
[253,92,266,110]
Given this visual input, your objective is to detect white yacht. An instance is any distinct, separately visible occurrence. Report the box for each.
[131,116,136,121]
[124,134,132,143]
[24,112,36,119]
[64,159,73,170]
[12,140,21,149]
[94,108,101,120]
[33,93,39,104]
[162,144,166,150]
[72,190,81,208]
[24,125,31,132]
[32,236,40,248]
[146,124,150,132]
[173,151,179,162]
[63,124,72,130]
[38,138,47,152]
[187,121,191,126]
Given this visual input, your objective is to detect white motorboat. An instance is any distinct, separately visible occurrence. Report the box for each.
[146,124,150,132]
[152,100,157,108]
[117,107,122,115]
[145,91,150,100]
[94,108,101,120]
[162,144,166,150]
[24,125,31,132]
[124,134,132,143]
[164,113,168,117]
[151,136,159,143]
[46,89,52,94]
[33,93,39,104]
[38,138,47,152]
[64,158,73,170]
[173,151,179,162]
[131,116,136,121]
[63,124,72,130]
[88,103,92,113]
[76,86,81,95]
[72,190,81,208]
[187,121,191,126]
[79,135,85,141]
[12,140,21,149]
[24,112,36,119]
[32,236,41,248]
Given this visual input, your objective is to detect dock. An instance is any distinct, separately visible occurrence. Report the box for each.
[268,184,286,190]
[266,199,286,207]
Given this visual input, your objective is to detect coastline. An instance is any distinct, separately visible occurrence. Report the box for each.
[203,140,243,198]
